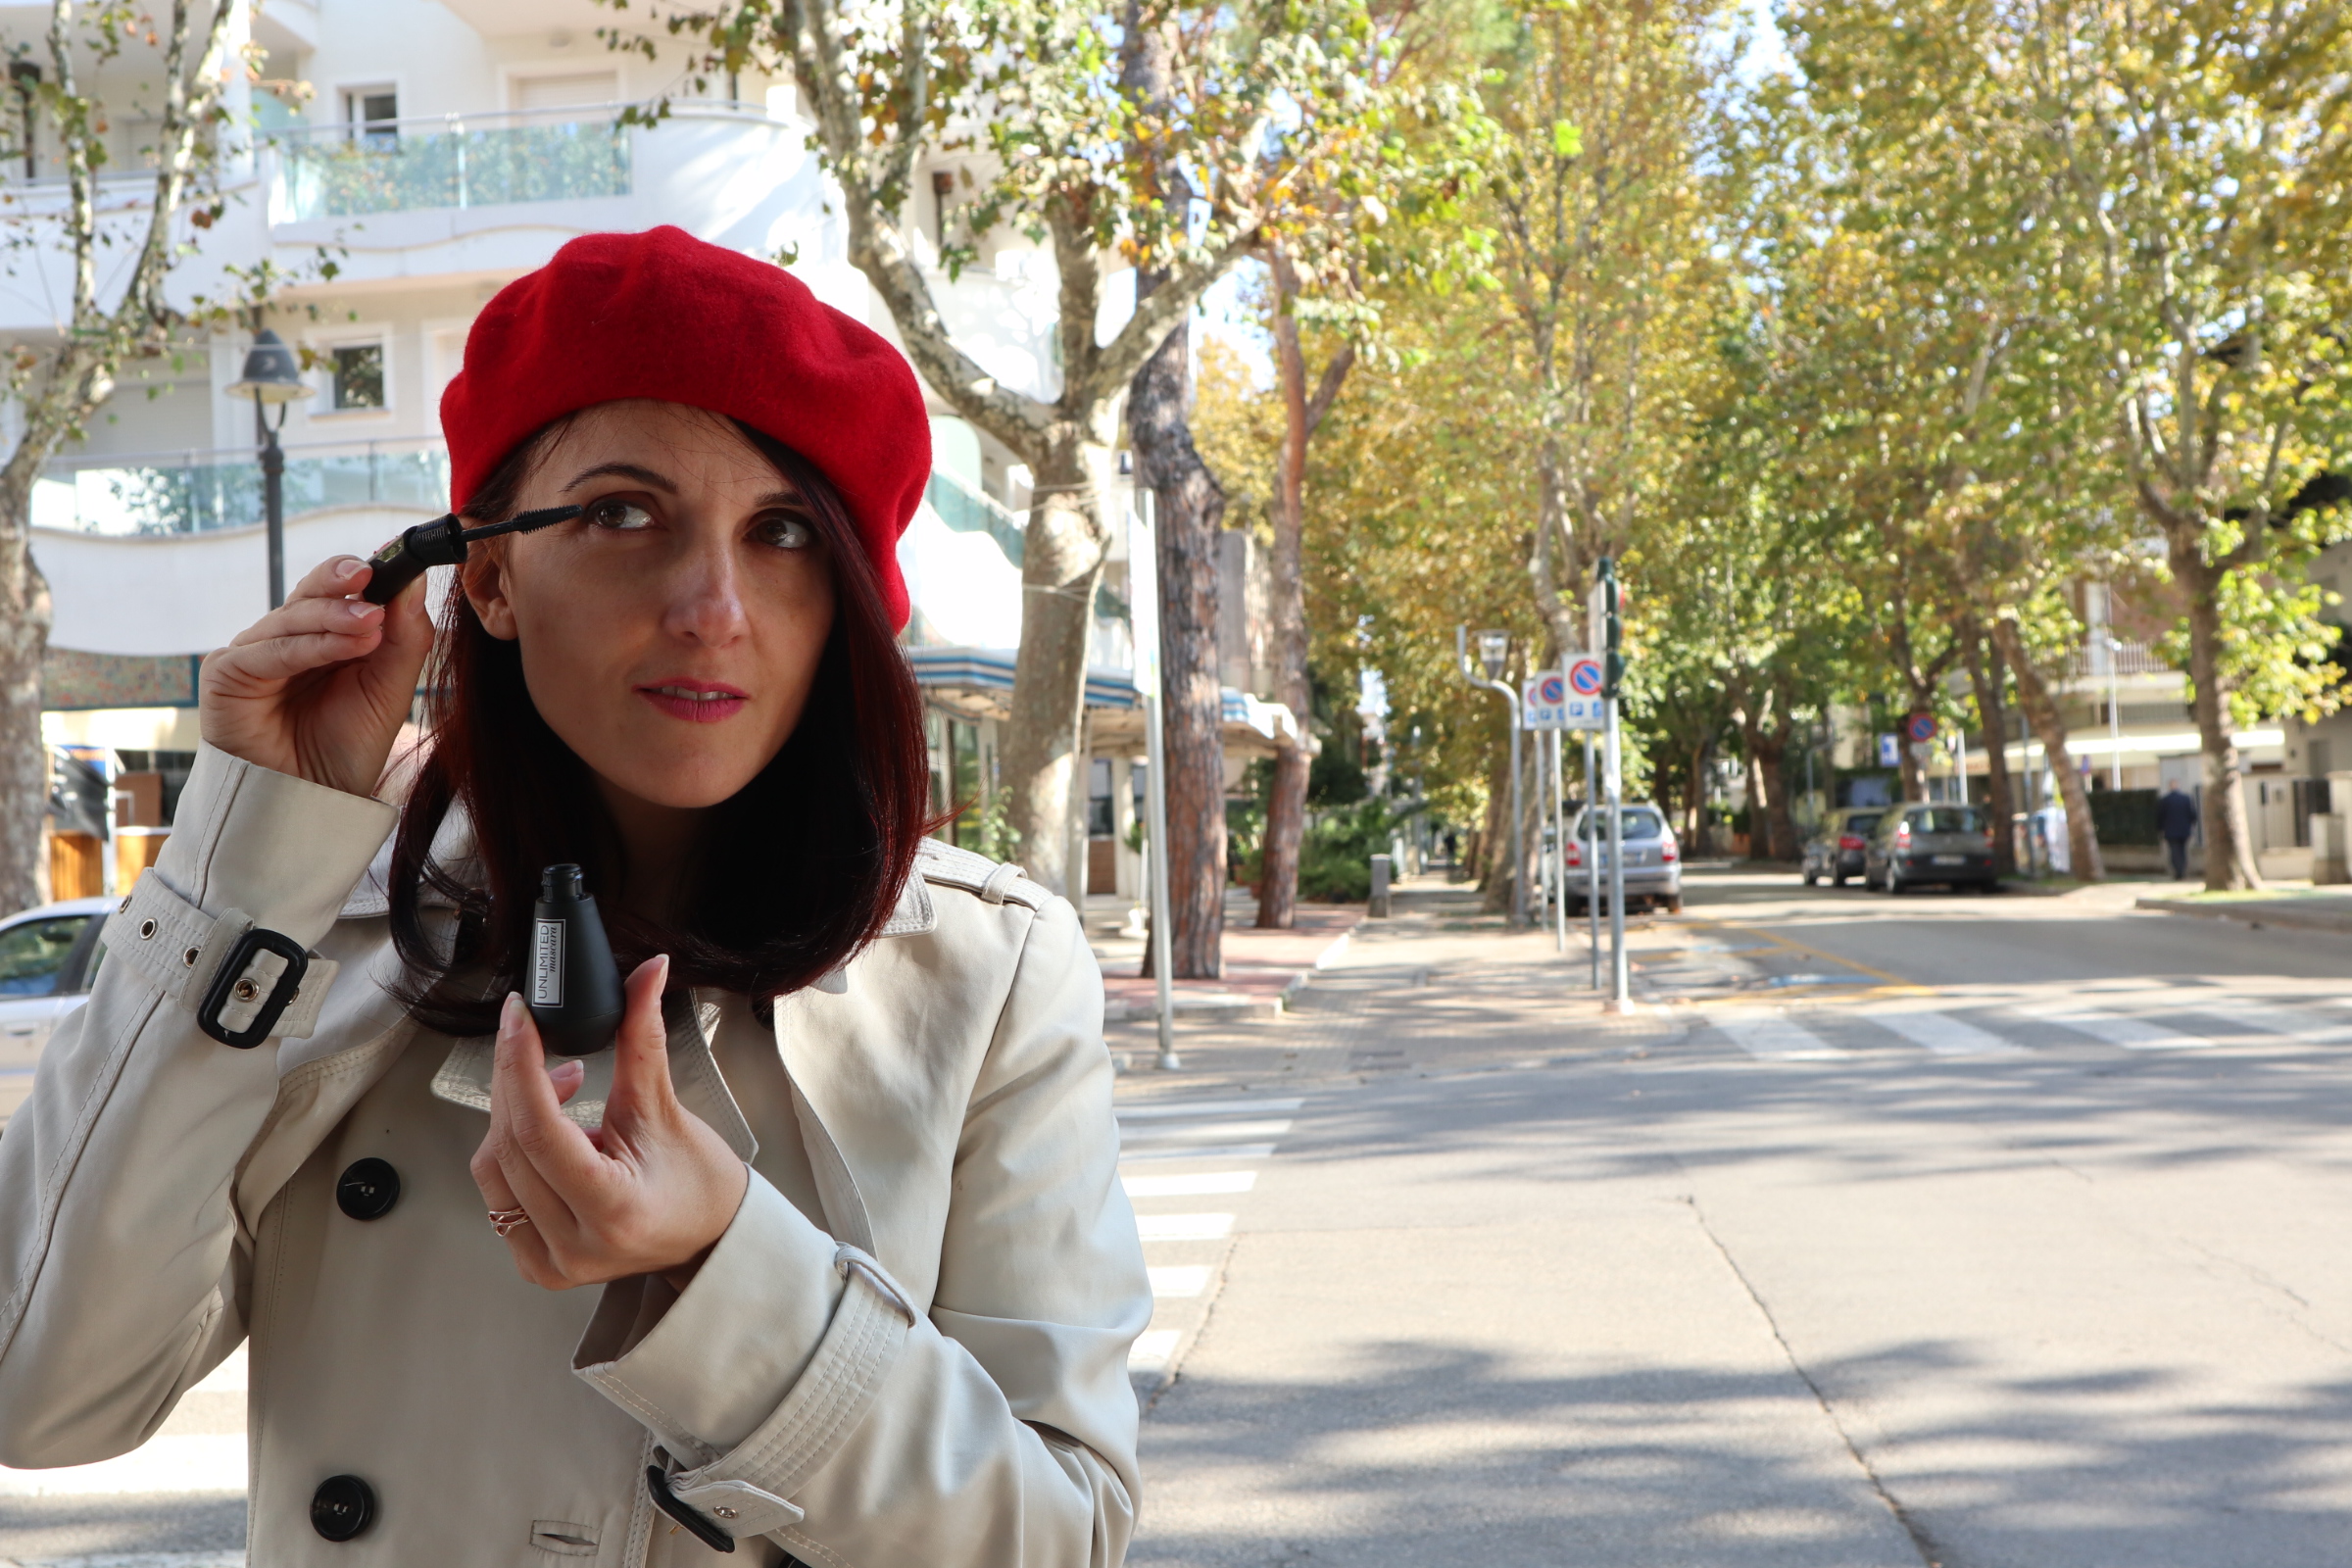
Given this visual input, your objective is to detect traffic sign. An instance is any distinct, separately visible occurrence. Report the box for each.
[1905,710,1937,744]
[1877,733,1900,767]
[1561,657,1604,730]
[1523,671,1567,730]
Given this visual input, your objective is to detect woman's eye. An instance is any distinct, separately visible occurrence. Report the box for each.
[585,498,654,531]
[757,513,815,551]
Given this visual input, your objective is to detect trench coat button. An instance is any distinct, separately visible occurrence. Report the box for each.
[311,1474,375,1541]
[335,1159,400,1221]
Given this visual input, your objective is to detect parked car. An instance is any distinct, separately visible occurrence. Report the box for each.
[1802,808,1886,887]
[0,896,112,1126]
[1565,804,1683,913]
[1863,804,1999,894]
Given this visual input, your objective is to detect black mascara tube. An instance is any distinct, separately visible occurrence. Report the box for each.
[360,504,583,605]
[529,863,625,1055]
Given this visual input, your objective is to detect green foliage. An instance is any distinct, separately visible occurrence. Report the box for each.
[1298,801,1394,902]
[1307,748,1368,808]
[2087,789,2160,849]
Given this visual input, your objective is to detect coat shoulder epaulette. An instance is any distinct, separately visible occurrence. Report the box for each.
[915,838,1052,911]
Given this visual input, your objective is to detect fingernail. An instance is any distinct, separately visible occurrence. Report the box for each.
[345,600,382,619]
[334,558,366,580]
[501,992,523,1039]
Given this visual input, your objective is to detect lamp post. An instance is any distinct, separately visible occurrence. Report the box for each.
[226,328,311,609]
[1458,627,1525,927]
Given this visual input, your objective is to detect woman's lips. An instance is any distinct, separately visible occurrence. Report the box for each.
[636,682,750,724]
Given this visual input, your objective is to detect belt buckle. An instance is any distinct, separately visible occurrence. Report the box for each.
[645,1466,737,1553]
[196,928,311,1050]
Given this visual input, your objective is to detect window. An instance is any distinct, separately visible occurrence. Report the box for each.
[1909,807,1985,835]
[1574,808,1663,841]
[345,87,398,150]
[0,916,90,998]
[1087,758,1114,838]
[330,343,384,411]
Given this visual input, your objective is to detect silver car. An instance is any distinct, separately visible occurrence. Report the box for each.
[0,896,112,1126]
[1565,804,1683,914]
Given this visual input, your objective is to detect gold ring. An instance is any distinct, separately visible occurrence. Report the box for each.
[487,1205,531,1238]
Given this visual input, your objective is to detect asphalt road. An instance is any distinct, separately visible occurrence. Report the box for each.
[1128,868,2352,1568]
[8,866,2352,1567]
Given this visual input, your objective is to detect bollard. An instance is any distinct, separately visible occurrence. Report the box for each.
[1369,853,1393,918]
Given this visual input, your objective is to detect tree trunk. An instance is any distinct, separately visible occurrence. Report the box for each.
[1478,752,1511,913]
[1991,617,2104,881]
[2177,555,2262,890]
[1764,736,1799,861]
[1959,618,2017,876]
[0,464,50,916]
[998,437,1109,897]
[1686,736,1712,856]
[1130,303,1225,979]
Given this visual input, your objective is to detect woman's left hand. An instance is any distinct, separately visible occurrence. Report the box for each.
[472,956,750,1293]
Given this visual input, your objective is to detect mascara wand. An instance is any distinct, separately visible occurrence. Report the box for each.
[358,504,584,605]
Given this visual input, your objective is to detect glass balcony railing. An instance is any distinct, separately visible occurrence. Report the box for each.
[925,467,1026,566]
[34,441,452,535]
[269,108,631,221]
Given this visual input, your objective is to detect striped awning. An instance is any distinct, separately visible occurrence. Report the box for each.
[906,646,1139,715]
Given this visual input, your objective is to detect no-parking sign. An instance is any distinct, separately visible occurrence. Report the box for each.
[1530,659,1604,731]
[1905,710,1937,744]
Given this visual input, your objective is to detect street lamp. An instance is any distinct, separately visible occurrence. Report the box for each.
[226,328,310,608]
[1475,630,1510,681]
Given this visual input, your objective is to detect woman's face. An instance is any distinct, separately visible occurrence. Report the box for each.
[464,401,837,813]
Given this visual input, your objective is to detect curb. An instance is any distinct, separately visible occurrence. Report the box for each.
[2134,895,2352,936]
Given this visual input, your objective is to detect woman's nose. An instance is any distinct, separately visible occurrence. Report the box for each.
[660,537,750,648]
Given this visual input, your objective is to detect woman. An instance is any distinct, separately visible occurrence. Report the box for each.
[0,227,1150,1567]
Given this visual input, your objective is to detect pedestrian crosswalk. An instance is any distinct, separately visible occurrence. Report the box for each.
[1707,989,2352,1064]
[1116,1094,1299,1384]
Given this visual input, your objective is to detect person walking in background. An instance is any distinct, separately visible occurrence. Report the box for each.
[2157,783,2199,879]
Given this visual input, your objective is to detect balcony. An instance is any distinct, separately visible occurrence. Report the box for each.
[34,439,451,536]
[268,108,631,222]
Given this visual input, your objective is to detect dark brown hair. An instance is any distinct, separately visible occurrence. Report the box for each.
[386,416,931,1037]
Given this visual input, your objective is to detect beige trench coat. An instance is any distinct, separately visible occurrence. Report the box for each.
[0,744,1151,1566]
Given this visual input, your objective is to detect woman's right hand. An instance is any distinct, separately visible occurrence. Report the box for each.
[198,555,436,799]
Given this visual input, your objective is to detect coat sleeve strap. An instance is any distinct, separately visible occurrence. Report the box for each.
[101,871,339,1042]
[659,1246,916,1541]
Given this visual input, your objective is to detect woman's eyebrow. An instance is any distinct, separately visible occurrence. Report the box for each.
[561,462,677,494]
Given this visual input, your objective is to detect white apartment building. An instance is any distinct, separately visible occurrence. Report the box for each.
[17,0,1292,901]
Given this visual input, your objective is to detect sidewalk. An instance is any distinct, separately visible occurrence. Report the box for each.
[1106,876,1684,1096]
[2135,882,2352,935]
[1083,888,1365,1023]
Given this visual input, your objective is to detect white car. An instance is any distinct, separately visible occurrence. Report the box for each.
[0,896,113,1126]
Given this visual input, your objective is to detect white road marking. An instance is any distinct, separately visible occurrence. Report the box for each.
[1116,1142,1279,1164]
[1866,1008,2027,1057]
[1119,1118,1294,1145]
[1123,1170,1257,1198]
[2024,1003,2213,1051]
[1715,1011,1842,1061]
[1128,1329,1181,1372]
[2188,1001,2352,1046]
[1136,1213,1234,1241]
[0,1435,245,1496]
[1149,1265,1212,1298]
[1117,1098,1303,1120]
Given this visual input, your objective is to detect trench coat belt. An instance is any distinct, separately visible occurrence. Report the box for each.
[102,870,340,1042]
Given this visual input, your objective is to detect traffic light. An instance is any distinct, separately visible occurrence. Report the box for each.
[1591,559,1624,698]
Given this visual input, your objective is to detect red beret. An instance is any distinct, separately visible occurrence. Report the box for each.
[440,225,929,628]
